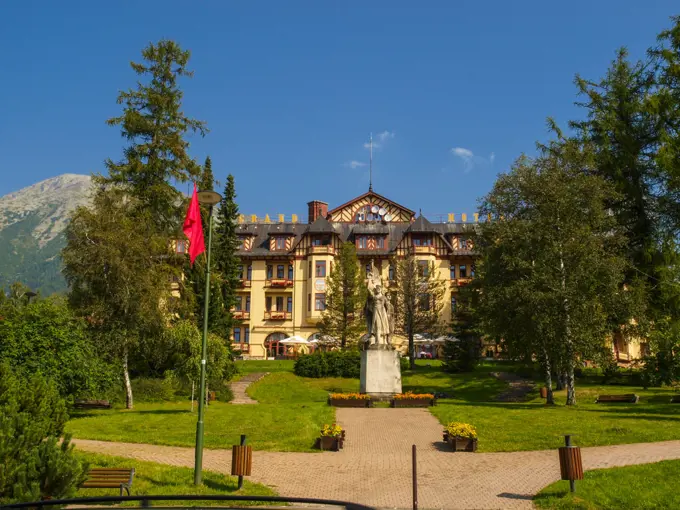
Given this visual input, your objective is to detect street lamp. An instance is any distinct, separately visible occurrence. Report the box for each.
[25,291,37,304]
[194,189,222,486]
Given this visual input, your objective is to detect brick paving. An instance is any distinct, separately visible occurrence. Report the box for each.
[230,372,267,404]
[491,372,535,403]
[73,408,680,509]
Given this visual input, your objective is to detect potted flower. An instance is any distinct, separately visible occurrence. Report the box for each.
[317,423,344,451]
[328,393,373,408]
[390,391,436,408]
[445,422,477,452]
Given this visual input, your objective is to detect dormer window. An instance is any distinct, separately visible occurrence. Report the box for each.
[275,237,286,250]
[358,236,367,249]
[175,240,187,254]
[412,236,432,247]
[460,238,468,250]
[238,236,247,250]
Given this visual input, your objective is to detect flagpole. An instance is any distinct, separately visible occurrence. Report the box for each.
[193,189,221,486]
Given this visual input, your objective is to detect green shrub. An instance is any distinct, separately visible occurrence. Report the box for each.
[442,337,482,373]
[213,385,234,402]
[131,377,177,402]
[400,356,409,372]
[0,364,87,503]
[294,350,361,378]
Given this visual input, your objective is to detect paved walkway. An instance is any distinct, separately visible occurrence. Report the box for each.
[230,372,267,404]
[73,408,680,509]
[491,372,535,402]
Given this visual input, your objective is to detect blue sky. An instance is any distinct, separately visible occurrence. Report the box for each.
[0,1,677,220]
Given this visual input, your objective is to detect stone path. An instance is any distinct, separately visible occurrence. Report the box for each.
[72,408,680,509]
[491,372,535,402]
[230,372,267,404]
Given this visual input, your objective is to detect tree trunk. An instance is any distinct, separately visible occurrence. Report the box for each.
[558,235,576,406]
[123,346,133,410]
[409,331,415,370]
[566,362,576,405]
[541,346,555,405]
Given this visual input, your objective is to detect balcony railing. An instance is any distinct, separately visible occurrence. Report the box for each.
[238,279,252,288]
[450,277,473,287]
[307,245,336,255]
[232,343,250,353]
[265,278,294,288]
[410,245,437,255]
[233,311,250,320]
[264,310,292,320]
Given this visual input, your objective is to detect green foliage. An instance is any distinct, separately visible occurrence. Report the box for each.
[101,40,206,232]
[130,377,178,403]
[294,350,361,378]
[641,318,680,388]
[213,174,242,337]
[0,365,86,503]
[0,296,116,399]
[318,242,366,348]
[442,338,481,373]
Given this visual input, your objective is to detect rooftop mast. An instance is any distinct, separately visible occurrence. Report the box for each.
[369,133,373,192]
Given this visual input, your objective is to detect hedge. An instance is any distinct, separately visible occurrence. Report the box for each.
[295,350,410,378]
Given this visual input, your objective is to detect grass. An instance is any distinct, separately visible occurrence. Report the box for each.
[534,460,680,509]
[235,360,295,374]
[67,360,680,454]
[75,452,275,506]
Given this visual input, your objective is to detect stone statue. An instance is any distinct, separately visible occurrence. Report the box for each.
[364,265,394,348]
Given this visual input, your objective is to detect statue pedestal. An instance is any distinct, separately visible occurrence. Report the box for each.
[360,347,402,399]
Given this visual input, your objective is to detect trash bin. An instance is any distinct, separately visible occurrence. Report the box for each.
[558,435,583,492]
[231,445,252,477]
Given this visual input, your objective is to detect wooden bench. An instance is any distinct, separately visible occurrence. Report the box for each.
[74,399,111,410]
[596,394,639,403]
[80,468,135,496]
[670,395,680,403]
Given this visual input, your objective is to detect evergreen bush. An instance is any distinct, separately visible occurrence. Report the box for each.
[294,350,361,378]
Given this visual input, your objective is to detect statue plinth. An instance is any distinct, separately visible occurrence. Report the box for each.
[360,348,402,400]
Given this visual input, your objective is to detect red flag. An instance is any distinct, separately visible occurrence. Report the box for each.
[183,183,205,265]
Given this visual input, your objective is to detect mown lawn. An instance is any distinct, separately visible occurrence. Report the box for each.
[534,459,680,509]
[76,452,275,506]
[67,361,680,453]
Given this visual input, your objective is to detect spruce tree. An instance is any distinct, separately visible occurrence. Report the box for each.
[213,175,241,337]
[100,39,207,233]
[318,243,366,348]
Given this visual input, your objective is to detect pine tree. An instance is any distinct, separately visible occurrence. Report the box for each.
[443,284,482,373]
[318,243,366,348]
[213,175,241,338]
[392,255,446,369]
[99,39,207,233]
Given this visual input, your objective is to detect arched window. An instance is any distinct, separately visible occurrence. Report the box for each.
[265,332,288,358]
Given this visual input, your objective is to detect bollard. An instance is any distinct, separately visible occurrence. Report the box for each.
[558,434,583,493]
[231,434,252,490]
[412,444,418,510]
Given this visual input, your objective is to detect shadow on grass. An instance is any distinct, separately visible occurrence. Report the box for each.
[129,409,192,415]
[203,479,239,492]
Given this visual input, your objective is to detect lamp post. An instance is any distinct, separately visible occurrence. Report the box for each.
[194,189,222,486]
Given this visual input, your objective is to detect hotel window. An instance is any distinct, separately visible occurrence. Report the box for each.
[246,265,252,280]
[267,265,273,279]
[389,264,395,281]
[377,237,385,249]
[235,296,242,311]
[276,296,284,311]
[358,236,367,249]
[288,264,294,280]
[470,264,476,277]
[238,236,246,250]
[315,293,326,311]
[175,240,187,254]
[459,238,468,250]
[418,260,429,277]
[265,296,272,311]
[233,327,241,343]
[275,237,286,250]
[315,261,326,277]
[287,296,293,313]
[413,237,432,247]
[451,296,457,312]
[308,293,311,312]
[237,265,243,279]
[419,293,431,311]
[244,328,250,344]
[459,265,467,278]
[245,296,251,312]
[277,265,285,279]
[450,263,456,279]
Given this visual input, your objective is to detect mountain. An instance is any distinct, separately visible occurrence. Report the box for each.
[0,174,93,294]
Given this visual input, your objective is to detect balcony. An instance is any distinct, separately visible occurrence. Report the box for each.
[232,343,250,354]
[238,279,252,288]
[307,245,336,255]
[233,311,250,320]
[265,278,294,288]
[450,277,473,287]
[410,245,437,256]
[264,310,292,321]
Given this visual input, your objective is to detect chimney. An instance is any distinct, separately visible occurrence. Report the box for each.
[307,200,328,223]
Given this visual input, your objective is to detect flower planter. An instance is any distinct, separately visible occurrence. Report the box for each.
[317,436,340,451]
[390,398,435,408]
[447,436,477,452]
[329,398,372,408]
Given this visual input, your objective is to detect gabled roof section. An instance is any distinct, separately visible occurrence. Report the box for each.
[327,190,415,223]
[306,215,337,234]
[406,214,438,233]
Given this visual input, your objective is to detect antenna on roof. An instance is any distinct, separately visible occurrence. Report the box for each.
[369,132,373,192]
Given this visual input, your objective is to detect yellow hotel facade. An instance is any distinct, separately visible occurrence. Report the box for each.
[231,189,477,359]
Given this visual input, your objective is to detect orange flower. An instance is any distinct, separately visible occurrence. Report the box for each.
[394,391,434,400]
[329,392,371,400]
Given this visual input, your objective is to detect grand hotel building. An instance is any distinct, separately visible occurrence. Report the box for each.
[229,189,478,359]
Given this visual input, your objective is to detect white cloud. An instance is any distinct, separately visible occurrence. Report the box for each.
[346,160,367,169]
[377,130,395,143]
[451,147,495,173]
[363,130,395,150]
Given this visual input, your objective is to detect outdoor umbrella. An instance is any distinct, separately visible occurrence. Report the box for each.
[280,335,309,344]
